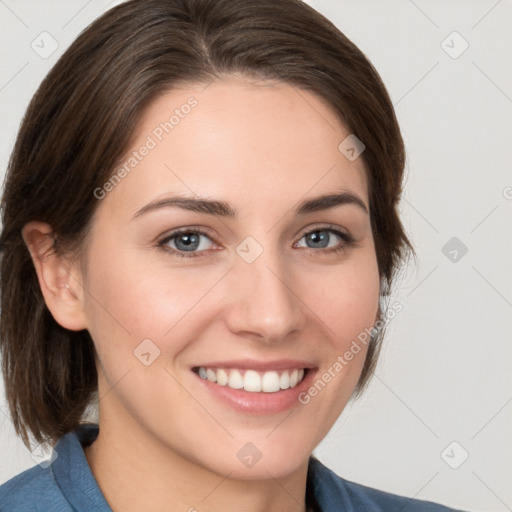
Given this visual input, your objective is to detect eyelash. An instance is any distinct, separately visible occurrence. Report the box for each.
[157,224,355,259]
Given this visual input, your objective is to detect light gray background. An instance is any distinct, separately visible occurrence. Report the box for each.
[1,1,511,511]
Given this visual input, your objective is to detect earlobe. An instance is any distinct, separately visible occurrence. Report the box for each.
[22,221,88,331]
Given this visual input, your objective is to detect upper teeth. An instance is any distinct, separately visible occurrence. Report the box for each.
[197,367,306,393]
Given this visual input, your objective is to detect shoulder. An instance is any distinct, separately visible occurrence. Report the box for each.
[309,457,468,512]
[0,425,110,512]
[0,464,72,512]
[336,477,466,511]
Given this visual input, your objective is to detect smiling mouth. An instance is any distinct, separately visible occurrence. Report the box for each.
[192,366,309,393]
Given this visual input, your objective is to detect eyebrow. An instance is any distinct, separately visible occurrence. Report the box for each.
[132,191,368,220]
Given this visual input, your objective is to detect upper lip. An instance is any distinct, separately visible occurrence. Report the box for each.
[192,359,317,371]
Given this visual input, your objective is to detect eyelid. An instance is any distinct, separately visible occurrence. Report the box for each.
[157,226,217,244]
[295,222,352,241]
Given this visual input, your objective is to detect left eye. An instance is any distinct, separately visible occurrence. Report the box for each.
[295,228,347,250]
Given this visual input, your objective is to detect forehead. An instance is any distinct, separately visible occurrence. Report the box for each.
[103,77,368,216]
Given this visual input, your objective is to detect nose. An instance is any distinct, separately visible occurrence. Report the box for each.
[222,245,306,344]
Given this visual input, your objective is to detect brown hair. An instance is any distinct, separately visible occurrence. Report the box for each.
[0,0,411,447]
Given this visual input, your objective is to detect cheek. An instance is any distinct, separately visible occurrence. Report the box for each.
[82,245,225,365]
[299,252,379,408]
[305,252,380,348]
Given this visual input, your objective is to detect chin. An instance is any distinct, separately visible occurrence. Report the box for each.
[214,435,314,481]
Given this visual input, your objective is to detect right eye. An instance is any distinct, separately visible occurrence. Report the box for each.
[158,228,219,258]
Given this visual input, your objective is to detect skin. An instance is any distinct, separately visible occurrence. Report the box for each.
[23,76,380,512]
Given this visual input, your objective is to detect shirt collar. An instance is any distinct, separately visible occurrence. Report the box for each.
[52,423,112,511]
[307,455,351,511]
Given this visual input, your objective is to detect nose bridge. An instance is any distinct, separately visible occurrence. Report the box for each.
[225,235,304,341]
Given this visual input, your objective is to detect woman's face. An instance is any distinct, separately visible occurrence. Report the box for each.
[79,76,380,479]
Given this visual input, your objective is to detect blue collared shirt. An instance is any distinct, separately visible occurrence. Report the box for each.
[0,424,466,511]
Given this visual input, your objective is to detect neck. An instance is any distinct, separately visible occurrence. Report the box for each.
[84,404,310,512]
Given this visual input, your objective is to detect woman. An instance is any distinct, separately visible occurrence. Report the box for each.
[0,0,468,510]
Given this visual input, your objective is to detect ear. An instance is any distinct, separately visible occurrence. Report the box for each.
[22,221,88,331]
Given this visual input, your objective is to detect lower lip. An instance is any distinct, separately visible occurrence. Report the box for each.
[192,369,317,414]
